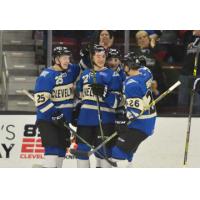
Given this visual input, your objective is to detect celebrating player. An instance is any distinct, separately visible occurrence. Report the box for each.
[76,44,122,168]
[112,54,157,167]
[34,46,80,168]
[106,48,126,82]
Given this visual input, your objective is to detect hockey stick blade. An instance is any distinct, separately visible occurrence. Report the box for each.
[69,149,117,167]
[69,131,117,157]
[88,132,118,156]
[64,123,117,167]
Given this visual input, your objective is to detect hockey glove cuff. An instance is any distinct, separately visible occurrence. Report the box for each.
[52,110,66,129]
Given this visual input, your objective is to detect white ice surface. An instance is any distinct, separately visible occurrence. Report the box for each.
[0,117,200,168]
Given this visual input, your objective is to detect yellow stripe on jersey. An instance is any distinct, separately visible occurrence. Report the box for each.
[40,102,54,113]
[81,104,115,113]
[56,104,74,109]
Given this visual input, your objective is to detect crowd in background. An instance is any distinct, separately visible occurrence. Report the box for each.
[33,30,200,115]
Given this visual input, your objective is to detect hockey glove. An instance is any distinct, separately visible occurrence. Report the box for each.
[80,46,93,69]
[115,108,128,133]
[90,83,108,98]
[80,47,89,58]
[71,102,82,127]
[115,107,128,125]
[52,110,66,129]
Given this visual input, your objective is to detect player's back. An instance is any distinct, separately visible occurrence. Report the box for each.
[124,72,156,136]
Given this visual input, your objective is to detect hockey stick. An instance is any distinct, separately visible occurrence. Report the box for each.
[183,84,195,166]
[183,43,200,166]
[152,81,181,106]
[73,81,181,157]
[64,123,117,167]
[88,43,110,163]
[69,130,117,157]
[21,89,117,167]
[128,81,181,125]
[92,70,109,161]
[21,89,35,101]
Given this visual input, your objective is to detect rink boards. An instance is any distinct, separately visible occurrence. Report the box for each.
[0,115,200,168]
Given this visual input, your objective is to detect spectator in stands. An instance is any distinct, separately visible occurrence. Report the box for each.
[133,30,166,96]
[98,30,114,50]
[178,30,200,113]
[145,30,161,48]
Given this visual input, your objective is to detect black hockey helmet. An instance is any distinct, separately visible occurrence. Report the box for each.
[138,55,147,66]
[123,52,141,70]
[124,52,137,60]
[107,48,121,60]
[52,46,71,61]
[90,44,106,56]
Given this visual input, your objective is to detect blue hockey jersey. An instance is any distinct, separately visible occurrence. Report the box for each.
[139,66,153,83]
[115,65,126,82]
[34,64,81,122]
[124,68,156,136]
[77,67,122,126]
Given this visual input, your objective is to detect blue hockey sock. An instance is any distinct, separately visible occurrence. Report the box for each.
[111,146,128,160]
[45,147,60,156]
[127,152,134,162]
[77,143,90,160]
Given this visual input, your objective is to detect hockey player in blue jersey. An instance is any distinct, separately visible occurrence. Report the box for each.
[124,53,155,165]
[76,44,122,168]
[112,54,156,167]
[92,48,125,168]
[34,46,81,168]
[106,48,126,82]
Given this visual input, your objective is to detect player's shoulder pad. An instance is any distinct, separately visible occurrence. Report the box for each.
[37,68,56,86]
[68,63,81,75]
[102,67,120,78]
[140,66,153,77]
[69,63,80,70]
[81,68,90,75]
[99,67,115,82]
[35,69,52,89]
[39,68,53,78]
[125,77,138,86]
[124,77,142,96]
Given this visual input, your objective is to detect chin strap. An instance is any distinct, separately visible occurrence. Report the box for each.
[55,57,66,72]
